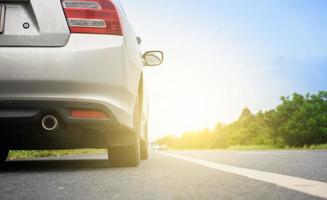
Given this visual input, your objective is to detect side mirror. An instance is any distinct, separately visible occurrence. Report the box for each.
[136,36,142,45]
[143,51,164,67]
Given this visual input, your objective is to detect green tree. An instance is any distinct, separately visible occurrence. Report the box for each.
[155,91,327,149]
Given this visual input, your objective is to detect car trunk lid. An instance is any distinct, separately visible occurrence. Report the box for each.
[0,0,70,47]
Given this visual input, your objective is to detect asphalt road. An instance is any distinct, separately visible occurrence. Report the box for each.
[0,150,327,200]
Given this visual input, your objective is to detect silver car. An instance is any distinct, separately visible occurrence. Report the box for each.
[0,0,163,167]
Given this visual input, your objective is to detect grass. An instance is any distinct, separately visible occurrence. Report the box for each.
[7,144,327,159]
[8,149,106,160]
[227,144,327,151]
[227,145,282,151]
[167,144,327,151]
[307,143,327,150]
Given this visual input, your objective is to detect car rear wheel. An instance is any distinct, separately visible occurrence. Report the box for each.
[141,140,148,160]
[108,96,141,167]
[108,140,140,167]
[0,146,9,167]
[140,123,149,160]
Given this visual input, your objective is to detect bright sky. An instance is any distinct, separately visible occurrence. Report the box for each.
[120,0,327,140]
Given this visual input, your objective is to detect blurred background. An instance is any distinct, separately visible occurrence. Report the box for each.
[121,0,327,141]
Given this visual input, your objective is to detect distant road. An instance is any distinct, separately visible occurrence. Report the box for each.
[1,150,327,200]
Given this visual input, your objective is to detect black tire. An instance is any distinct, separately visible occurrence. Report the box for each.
[140,140,148,160]
[108,95,141,167]
[108,141,140,167]
[140,123,149,160]
[0,147,9,167]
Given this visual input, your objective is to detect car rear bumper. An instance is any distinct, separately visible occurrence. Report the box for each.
[0,34,142,149]
[0,100,137,149]
[0,100,119,128]
[0,34,141,130]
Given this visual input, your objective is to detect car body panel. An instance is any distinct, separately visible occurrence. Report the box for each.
[0,0,150,151]
[0,0,70,47]
[0,34,141,129]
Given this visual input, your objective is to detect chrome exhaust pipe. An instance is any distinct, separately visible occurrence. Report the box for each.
[41,115,58,131]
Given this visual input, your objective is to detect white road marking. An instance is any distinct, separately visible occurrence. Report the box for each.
[158,151,327,199]
[238,151,285,155]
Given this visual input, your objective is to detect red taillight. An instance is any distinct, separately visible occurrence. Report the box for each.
[70,110,109,119]
[61,0,122,35]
